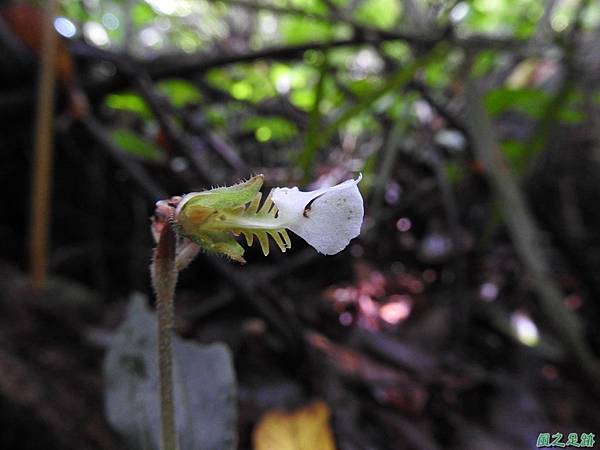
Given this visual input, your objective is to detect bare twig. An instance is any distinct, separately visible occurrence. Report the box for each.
[408,80,469,137]
[426,148,467,340]
[29,0,59,289]
[79,116,167,200]
[207,257,303,352]
[367,121,403,231]
[173,107,249,176]
[464,78,600,386]
[134,71,217,184]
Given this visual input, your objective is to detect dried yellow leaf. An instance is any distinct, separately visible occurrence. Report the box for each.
[252,400,336,450]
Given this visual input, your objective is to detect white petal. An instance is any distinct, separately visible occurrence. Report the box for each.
[272,175,364,255]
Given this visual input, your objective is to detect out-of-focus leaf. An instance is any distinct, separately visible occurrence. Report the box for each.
[206,66,276,103]
[287,0,328,15]
[132,2,155,27]
[111,129,164,162]
[252,400,336,450]
[105,93,151,118]
[485,88,584,123]
[157,79,202,107]
[279,17,334,45]
[445,162,466,184]
[345,78,382,97]
[104,295,238,450]
[306,48,439,155]
[485,88,548,117]
[353,0,400,29]
[61,0,86,21]
[290,89,316,111]
[472,50,498,77]
[242,116,298,142]
[465,0,542,35]
[424,51,462,89]
[380,41,411,62]
[500,140,528,172]
[175,29,203,53]
[270,63,312,93]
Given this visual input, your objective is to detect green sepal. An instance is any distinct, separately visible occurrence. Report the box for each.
[187,230,246,264]
[181,175,264,210]
[175,174,291,262]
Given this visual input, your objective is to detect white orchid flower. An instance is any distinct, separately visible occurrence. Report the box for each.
[271,174,364,255]
[172,174,364,262]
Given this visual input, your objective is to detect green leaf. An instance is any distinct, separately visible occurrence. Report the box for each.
[300,46,442,163]
[472,51,498,77]
[111,129,164,162]
[105,93,151,119]
[484,88,548,118]
[345,78,383,97]
[132,2,155,27]
[279,17,334,45]
[445,161,466,184]
[290,89,317,111]
[353,0,400,29]
[466,0,542,35]
[485,87,584,122]
[206,66,277,103]
[104,295,238,450]
[287,0,328,15]
[60,0,86,21]
[501,139,528,172]
[157,79,202,107]
[242,116,299,142]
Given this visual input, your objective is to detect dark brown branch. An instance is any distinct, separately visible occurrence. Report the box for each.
[79,115,167,201]
[133,69,218,184]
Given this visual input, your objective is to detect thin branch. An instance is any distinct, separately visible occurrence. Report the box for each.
[206,0,331,22]
[426,147,467,341]
[464,78,600,387]
[367,121,403,231]
[525,0,591,172]
[408,80,469,137]
[170,105,249,176]
[79,115,167,201]
[133,69,218,184]
[29,0,59,289]
[139,29,466,81]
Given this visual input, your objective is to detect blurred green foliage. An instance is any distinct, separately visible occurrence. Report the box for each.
[56,0,600,174]
[112,129,164,162]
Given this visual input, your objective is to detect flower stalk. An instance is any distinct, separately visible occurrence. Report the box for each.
[151,220,179,450]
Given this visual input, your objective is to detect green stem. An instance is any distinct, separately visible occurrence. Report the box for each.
[151,223,179,450]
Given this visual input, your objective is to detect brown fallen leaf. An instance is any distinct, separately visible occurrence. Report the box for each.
[252,400,336,450]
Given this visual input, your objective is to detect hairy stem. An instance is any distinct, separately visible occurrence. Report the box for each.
[151,223,179,450]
